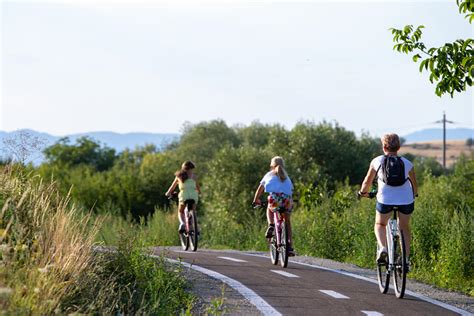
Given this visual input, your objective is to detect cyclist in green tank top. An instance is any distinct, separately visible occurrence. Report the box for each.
[165,161,201,233]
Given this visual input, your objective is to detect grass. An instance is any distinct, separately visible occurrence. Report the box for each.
[0,165,195,314]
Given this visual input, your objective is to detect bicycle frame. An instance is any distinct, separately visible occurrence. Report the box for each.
[386,209,399,270]
[273,207,286,246]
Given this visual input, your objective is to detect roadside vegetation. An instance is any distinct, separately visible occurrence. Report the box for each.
[2,119,472,303]
[0,165,194,314]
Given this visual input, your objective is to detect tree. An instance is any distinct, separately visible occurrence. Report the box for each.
[173,120,240,174]
[390,0,474,97]
[2,130,46,164]
[44,137,116,171]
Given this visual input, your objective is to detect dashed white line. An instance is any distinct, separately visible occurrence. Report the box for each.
[161,256,281,316]
[218,256,248,263]
[270,270,300,278]
[361,311,384,316]
[319,290,349,299]
[240,253,472,316]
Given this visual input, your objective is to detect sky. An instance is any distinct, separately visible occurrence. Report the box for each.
[1,0,473,137]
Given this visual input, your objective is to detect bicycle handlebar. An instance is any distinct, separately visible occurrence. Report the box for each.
[167,192,178,200]
[357,191,377,199]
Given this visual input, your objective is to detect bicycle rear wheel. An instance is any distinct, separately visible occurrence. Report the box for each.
[279,221,289,268]
[189,211,198,252]
[393,231,407,298]
[376,244,390,294]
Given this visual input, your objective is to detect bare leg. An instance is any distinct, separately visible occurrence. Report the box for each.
[178,203,186,225]
[267,207,274,225]
[398,213,411,257]
[374,212,391,249]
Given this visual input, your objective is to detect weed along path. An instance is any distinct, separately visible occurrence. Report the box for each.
[154,247,472,316]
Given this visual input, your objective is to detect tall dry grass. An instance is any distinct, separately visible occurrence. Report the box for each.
[0,165,102,313]
[0,164,195,314]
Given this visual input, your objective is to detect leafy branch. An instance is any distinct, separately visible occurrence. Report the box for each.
[390,0,474,98]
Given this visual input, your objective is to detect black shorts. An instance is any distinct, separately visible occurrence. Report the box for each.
[376,202,414,215]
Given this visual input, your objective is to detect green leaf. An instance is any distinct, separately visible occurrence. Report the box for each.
[419,59,428,72]
[461,56,471,67]
[413,54,422,62]
[429,59,435,72]
[461,38,472,50]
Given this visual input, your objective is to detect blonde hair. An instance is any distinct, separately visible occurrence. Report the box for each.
[270,156,288,181]
[381,133,401,152]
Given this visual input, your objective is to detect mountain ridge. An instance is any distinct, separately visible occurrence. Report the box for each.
[402,127,473,143]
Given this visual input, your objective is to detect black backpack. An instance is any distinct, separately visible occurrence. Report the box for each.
[377,155,407,186]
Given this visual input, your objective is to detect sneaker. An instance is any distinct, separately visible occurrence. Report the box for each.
[178,223,185,233]
[288,247,295,257]
[265,225,275,238]
[377,247,388,264]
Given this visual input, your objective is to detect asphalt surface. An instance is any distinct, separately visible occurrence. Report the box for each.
[155,247,467,316]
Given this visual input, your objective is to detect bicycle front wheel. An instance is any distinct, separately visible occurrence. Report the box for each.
[393,231,407,298]
[189,211,199,252]
[270,235,279,265]
[179,229,189,251]
[280,221,289,268]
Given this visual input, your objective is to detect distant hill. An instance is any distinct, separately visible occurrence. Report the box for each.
[403,128,473,143]
[0,129,179,164]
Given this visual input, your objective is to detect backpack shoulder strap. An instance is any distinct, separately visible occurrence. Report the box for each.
[375,155,386,176]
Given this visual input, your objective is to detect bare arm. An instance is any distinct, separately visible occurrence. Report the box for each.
[253,184,264,204]
[359,164,377,197]
[165,177,179,196]
[408,168,418,196]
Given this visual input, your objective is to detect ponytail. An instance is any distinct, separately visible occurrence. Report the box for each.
[270,156,288,181]
[175,169,189,182]
[275,165,288,181]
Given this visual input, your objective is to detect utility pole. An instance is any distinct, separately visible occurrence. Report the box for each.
[435,112,454,170]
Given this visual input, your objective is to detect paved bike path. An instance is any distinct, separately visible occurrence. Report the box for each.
[154,247,466,316]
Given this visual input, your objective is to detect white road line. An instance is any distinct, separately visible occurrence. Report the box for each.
[270,270,300,278]
[218,256,248,263]
[160,256,281,316]
[239,253,472,316]
[319,290,350,299]
[361,311,384,316]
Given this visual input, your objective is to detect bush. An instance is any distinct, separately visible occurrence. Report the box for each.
[0,165,194,313]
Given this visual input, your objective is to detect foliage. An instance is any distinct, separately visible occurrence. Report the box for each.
[44,137,116,171]
[0,165,194,314]
[172,120,240,174]
[104,235,194,314]
[292,159,473,293]
[17,118,473,295]
[390,1,474,97]
[288,122,380,185]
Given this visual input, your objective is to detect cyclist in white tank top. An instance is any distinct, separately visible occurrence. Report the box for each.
[359,134,418,267]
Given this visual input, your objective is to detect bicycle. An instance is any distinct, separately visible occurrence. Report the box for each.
[169,192,199,252]
[254,200,291,268]
[359,191,408,299]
